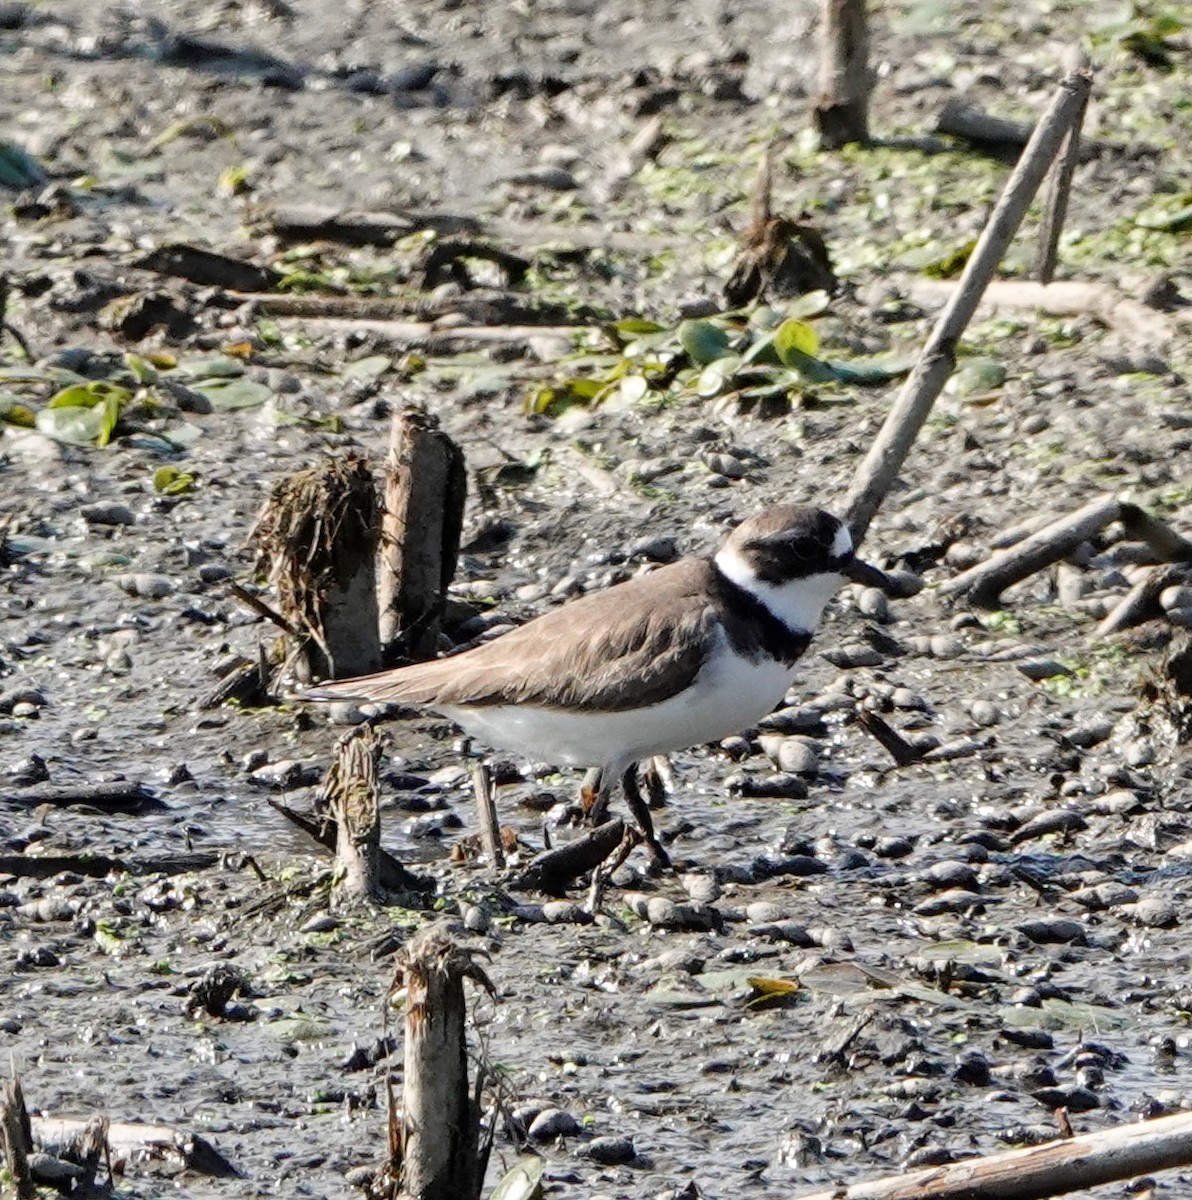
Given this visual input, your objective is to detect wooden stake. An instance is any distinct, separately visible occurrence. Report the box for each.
[0,1071,34,1199]
[814,0,870,148]
[392,927,495,1200]
[1035,48,1092,283]
[843,69,1093,545]
[795,1108,1192,1200]
[471,764,505,870]
[378,408,466,664]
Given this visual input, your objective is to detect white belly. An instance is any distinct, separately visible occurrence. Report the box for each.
[438,637,796,776]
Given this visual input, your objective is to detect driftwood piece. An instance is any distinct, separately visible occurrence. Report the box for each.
[0,852,218,879]
[267,799,430,894]
[472,765,505,870]
[1,780,158,810]
[379,408,466,664]
[512,819,627,896]
[134,242,283,291]
[843,68,1094,544]
[319,725,384,902]
[391,927,495,1200]
[795,1108,1192,1200]
[944,498,1192,608]
[904,277,1191,353]
[814,0,870,148]
[602,113,667,200]
[857,709,927,767]
[265,205,482,246]
[934,96,1038,152]
[1035,48,1092,282]
[1097,564,1191,639]
[0,1073,34,1199]
[32,1116,238,1178]
[251,453,382,680]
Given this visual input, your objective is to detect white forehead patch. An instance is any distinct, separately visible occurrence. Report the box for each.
[832,522,853,558]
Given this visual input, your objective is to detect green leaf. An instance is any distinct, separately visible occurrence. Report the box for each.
[39,381,131,447]
[1136,200,1192,232]
[47,380,132,410]
[825,353,917,384]
[173,355,246,380]
[920,239,977,279]
[773,318,820,364]
[614,316,666,337]
[191,377,273,410]
[678,319,731,365]
[785,290,832,319]
[124,353,158,385]
[342,354,392,381]
[490,1157,545,1200]
[153,466,196,495]
[696,354,741,397]
[0,393,36,427]
[778,347,840,383]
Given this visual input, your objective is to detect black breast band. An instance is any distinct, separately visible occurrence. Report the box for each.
[711,563,812,667]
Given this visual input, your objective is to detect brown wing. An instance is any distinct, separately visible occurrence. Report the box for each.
[311,558,721,713]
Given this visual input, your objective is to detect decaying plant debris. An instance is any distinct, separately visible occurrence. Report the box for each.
[250,452,382,680]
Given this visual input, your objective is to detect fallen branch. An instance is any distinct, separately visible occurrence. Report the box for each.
[1097,563,1191,639]
[511,819,627,896]
[943,497,1192,607]
[844,68,1094,544]
[264,204,482,246]
[0,852,219,879]
[2,781,159,811]
[32,1116,238,1179]
[472,765,505,870]
[795,1108,1192,1200]
[904,277,1189,353]
[857,709,927,767]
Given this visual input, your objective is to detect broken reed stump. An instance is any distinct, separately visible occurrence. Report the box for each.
[318,725,384,902]
[378,408,466,665]
[814,0,870,148]
[795,1107,1192,1200]
[843,67,1094,545]
[0,1071,34,1199]
[251,453,382,680]
[389,927,496,1200]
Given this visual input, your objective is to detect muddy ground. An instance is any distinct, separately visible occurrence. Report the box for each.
[2,0,1192,1197]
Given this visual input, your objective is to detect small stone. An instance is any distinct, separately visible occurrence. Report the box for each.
[1168,606,1192,629]
[301,914,337,934]
[1070,882,1138,910]
[727,773,808,800]
[1017,659,1073,681]
[856,587,888,620]
[874,836,913,859]
[821,643,884,668]
[115,573,174,599]
[999,1027,1054,1050]
[1065,718,1114,748]
[1159,585,1192,612]
[528,1108,581,1141]
[627,536,678,563]
[508,164,579,190]
[680,873,720,904]
[703,451,747,479]
[953,1049,991,1086]
[1011,810,1087,843]
[969,700,999,726]
[582,1135,635,1165]
[1125,897,1178,928]
[198,563,231,584]
[80,502,136,527]
[891,687,924,710]
[773,737,819,777]
[929,634,963,659]
[1123,738,1156,768]
[745,901,787,924]
[913,889,992,916]
[247,759,322,790]
[542,900,592,925]
[327,702,368,726]
[461,904,491,933]
[1017,918,1086,945]
[922,861,978,890]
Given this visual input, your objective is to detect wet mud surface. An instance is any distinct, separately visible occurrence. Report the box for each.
[2,1,1192,1196]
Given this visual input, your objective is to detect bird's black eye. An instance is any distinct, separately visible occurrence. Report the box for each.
[785,536,820,562]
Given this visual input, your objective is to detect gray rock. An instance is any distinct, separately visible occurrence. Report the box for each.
[680,873,720,904]
[582,1135,635,1164]
[1126,897,1177,928]
[528,1107,581,1141]
[1011,810,1087,843]
[1017,918,1086,945]
[821,643,884,668]
[856,587,888,620]
[508,164,579,190]
[745,901,786,924]
[1159,585,1192,612]
[542,900,592,925]
[1017,659,1073,681]
[969,700,999,727]
[81,502,136,526]
[115,573,174,599]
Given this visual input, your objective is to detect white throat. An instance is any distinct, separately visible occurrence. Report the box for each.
[714,546,845,635]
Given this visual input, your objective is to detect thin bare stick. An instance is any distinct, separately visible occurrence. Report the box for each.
[472,764,505,870]
[1035,49,1091,282]
[843,68,1094,544]
[1096,564,1190,639]
[227,580,299,637]
[795,1107,1192,1200]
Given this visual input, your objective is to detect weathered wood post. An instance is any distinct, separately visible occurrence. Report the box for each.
[378,408,467,665]
[814,0,871,148]
[391,927,495,1200]
[319,725,384,902]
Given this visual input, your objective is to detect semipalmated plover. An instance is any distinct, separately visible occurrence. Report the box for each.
[308,505,886,865]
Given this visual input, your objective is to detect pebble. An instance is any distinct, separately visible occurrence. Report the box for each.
[703,451,747,479]
[542,900,592,925]
[528,1108,581,1141]
[953,1049,991,1086]
[766,737,819,776]
[969,700,999,727]
[745,901,786,924]
[999,1027,1054,1050]
[115,573,174,599]
[1017,918,1086,945]
[1064,717,1114,748]
[645,898,719,931]
[929,634,963,659]
[891,687,924,710]
[727,773,808,800]
[750,920,814,946]
[1168,606,1192,628]
[5,431,63,462]
[247,759,322,790]
[680,873,720,905]
[922,861,978,890]
[1011,810,1087,843]
[80,502,136,526]
[758,706,825,734]
[873,836,914,859]
[301,914,337,934]
[1090,789,1144,816]
[1125,897,1177,928]
[327,701,368,726]
[627,536,678,562]
[581,1135,635,1165]
[913,889,992,917]
[821,643,884,668]
[1016,659,1072,681]
[753,854,827,879]
[1070,882,1138,910]
[1158,585,1192,612]
[508,165,579,190]
[856,587,888,620]
[1123,738,1156,768]
[1032,1085,1099,1113]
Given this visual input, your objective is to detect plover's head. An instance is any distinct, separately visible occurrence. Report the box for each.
[714,506,887,633]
